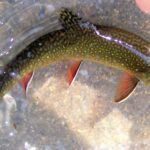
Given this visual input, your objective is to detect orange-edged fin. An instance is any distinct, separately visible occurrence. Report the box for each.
[19,71,34,92]
[67,60,82,85]
[114,72,139,103]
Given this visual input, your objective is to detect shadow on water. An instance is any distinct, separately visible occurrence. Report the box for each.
[1,60,149,149]
[118,86,150,149]
[81,61,150,149]
[33,60,150,149]
[0,102,90,150]
[76,61,150,149]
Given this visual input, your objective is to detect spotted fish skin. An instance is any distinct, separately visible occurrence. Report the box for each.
[0,8,150,97]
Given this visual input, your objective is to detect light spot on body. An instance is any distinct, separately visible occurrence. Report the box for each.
[38,42,42,46]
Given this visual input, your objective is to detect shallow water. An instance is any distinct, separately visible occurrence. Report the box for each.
[0,0,150,150]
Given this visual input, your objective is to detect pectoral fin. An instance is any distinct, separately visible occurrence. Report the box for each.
[20,71,34,93]
[67,60,82,85]
[114,72,139,103]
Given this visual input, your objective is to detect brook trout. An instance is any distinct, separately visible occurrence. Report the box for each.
[0,8,150,102]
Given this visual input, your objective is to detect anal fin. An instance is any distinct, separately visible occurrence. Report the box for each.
[114,72,139,103]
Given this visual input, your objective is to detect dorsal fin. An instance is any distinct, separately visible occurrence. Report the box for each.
[59,8,81,30]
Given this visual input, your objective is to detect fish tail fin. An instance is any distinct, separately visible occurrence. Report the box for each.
[59,8,81,30]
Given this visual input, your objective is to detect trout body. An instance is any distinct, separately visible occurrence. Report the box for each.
[0,9,150,101]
